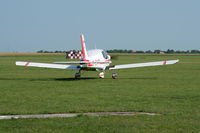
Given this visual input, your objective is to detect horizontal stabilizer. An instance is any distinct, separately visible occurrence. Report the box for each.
[109,59,179,70]
[53,61,112,64]
[16,61,79,70]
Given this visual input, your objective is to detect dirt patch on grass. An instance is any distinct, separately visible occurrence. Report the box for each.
[0,112,160,120]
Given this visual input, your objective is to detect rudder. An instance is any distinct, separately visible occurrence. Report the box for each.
[80,34,88,60]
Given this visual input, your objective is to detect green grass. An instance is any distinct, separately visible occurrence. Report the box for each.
[0,54,200,132]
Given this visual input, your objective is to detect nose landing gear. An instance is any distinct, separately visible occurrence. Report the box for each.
[99,72,105,78]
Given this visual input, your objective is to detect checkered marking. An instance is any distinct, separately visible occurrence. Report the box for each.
[66,51,83,59]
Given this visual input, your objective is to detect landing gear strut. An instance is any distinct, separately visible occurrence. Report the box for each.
[75,71,81,79]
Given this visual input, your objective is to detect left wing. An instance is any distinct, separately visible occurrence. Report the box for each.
[16,61,79,70]
[109,59,179,70]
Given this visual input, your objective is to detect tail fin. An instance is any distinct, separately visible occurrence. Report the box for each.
[80,34,88,59]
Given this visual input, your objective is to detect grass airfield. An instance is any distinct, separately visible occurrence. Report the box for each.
[0,54,200,133]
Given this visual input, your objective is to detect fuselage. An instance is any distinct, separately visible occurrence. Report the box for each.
[81,49,111,71]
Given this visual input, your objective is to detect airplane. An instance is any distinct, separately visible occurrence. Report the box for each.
[16,34,179,79]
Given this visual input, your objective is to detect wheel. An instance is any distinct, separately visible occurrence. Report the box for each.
[99,72,105,78]
[75,72,81,79]
[112,73,118,79]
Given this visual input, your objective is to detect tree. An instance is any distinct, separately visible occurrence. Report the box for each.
[154,50,161,54]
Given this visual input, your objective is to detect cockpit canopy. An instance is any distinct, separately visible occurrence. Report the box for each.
[87,49,110,60]
[102,50,109,59]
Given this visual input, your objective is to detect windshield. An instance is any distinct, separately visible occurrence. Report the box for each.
[102,50,109,59]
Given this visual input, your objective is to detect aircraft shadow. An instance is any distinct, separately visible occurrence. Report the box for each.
[54,77,157,81]
[119,77,157,80]
[0,77,157,82]
[54,77,98,81]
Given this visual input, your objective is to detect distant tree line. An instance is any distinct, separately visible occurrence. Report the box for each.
[37,49,200,54]
[107,49,200,54]
[37,50,67,53]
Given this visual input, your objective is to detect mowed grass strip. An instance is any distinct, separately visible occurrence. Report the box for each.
[0,55,200,132]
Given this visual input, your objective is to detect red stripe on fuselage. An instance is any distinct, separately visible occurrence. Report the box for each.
[87,63,93,67]
[83,59,110,67]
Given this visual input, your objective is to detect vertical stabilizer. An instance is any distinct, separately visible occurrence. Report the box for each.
[80,34,88,59]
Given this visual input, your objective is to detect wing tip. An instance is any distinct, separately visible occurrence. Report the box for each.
[175,59,179,63]
[16,61,23,66]
[16,61,29,66]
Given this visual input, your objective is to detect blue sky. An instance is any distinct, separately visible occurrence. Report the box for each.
[0,0,200,52]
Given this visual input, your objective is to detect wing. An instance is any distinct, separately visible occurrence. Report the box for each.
[16,61,80,70]
[109,59,179,70]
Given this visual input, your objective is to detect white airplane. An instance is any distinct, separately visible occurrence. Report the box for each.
[16,34,179,79]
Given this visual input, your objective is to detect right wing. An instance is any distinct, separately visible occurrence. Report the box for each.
[109,59,179,70]
[16,61,80,70]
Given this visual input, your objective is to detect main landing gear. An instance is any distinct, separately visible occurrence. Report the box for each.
[98,72,118,79]
[75,71,81,79]
[112,73,118,79]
